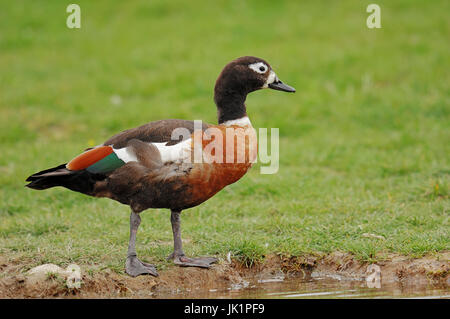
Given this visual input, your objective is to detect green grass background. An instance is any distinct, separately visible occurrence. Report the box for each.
[0,0,448,272]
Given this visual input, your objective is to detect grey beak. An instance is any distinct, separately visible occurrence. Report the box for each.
[269,80,296,93]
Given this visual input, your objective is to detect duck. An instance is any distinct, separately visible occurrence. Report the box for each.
[26,56,295,277]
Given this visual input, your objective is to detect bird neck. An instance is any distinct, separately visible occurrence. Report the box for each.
[214,88,248,125]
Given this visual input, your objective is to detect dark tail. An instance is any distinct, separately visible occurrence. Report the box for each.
[26,164,105,195]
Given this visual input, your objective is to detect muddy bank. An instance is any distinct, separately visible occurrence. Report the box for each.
[0,251,448,298]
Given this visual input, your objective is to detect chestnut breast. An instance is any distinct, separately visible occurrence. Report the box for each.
[181,124,257,207]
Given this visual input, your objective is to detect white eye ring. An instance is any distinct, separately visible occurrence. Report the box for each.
[249,62,268,74]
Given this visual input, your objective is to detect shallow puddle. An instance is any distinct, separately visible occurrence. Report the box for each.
[153,273,449,299]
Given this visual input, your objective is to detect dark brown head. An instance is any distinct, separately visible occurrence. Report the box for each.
[214,56,295,124]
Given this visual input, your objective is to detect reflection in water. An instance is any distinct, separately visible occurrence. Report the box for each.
[366,264,381,289]
[152,272,449,299]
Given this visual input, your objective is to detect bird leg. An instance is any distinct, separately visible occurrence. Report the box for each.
[167,210,217,268]
[125,210,158,277]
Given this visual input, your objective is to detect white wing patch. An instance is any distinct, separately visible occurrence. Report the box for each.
[152,139,192,163]
[113,139,192,164]
[113,147,138,163]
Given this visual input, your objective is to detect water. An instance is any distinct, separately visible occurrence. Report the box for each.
[154,273,449,299]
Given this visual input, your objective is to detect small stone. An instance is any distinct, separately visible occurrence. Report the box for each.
[26,263,82,289]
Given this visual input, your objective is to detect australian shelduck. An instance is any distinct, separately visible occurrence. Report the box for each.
[26,56,295,277]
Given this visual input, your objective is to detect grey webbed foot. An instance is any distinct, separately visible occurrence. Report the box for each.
[168,253,217,268]
[126,255,158,277]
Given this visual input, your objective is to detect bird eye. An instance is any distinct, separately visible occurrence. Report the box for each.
[249,62,269,74]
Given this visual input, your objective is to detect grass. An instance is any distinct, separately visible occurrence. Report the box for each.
[0,0,449,272]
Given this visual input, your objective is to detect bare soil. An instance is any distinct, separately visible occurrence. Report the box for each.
[0,251,448,298]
